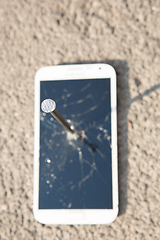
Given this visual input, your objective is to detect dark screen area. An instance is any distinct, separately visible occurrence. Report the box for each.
[39,79,113,209]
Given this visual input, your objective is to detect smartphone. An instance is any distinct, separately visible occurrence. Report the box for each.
[34,63,118,224]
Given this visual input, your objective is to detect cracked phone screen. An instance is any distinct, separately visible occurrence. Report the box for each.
[39,79,113,209]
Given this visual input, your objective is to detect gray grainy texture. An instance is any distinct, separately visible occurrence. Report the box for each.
[0,0,160,239]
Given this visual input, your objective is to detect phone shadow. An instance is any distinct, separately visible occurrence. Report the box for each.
[59,60,130,216]
[109,59,130,216]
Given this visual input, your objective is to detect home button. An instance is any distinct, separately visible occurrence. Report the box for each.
[67,212,84,220]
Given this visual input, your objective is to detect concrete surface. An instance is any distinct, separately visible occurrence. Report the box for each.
[0,0,160,239]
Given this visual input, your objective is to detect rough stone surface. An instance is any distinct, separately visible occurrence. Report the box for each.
[0,0,160,239]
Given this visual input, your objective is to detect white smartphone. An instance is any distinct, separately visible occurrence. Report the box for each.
[34,63,118,224]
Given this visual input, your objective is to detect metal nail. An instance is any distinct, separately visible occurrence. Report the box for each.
[41,99,74,134]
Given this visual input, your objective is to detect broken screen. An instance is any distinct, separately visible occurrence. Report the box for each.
[39,78,113,209]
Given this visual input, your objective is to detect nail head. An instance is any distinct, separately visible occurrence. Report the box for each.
[41,99,56,113]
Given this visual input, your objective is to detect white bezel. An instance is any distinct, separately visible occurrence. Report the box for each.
[34,63,118,224]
